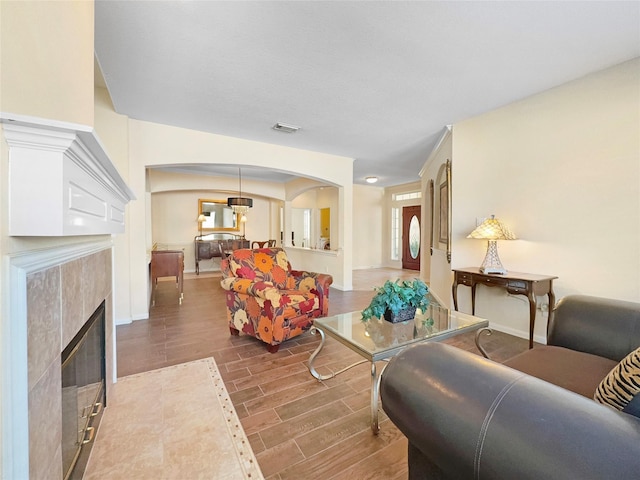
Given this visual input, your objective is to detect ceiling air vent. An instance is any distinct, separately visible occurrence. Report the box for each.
[272,123,300,133]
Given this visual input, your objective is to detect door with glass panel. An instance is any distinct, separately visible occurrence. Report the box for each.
[402,205,421,270]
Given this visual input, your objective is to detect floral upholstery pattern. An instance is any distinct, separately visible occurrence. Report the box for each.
[220,248,333,352]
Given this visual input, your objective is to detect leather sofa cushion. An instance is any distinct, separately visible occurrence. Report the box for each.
[504,345,618,398]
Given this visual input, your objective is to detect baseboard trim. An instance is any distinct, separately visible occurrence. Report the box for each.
[488,322,547,346]
[116,312,149,326]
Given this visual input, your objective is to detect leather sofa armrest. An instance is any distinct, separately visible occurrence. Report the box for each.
[381,342,640,480]
[549,295,640,361]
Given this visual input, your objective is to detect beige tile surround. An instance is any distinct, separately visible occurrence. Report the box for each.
[26,248,113,480]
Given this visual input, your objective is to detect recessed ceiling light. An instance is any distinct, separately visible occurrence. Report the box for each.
[365,176,379,184]
[273,123,300,133]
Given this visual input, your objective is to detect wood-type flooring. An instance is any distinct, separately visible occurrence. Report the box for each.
[116,268,530,479]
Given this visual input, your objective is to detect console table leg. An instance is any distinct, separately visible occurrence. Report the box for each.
[471,285,477,316]
[452,283,459,311]
[528,291,537,349]
[547,289,556,335]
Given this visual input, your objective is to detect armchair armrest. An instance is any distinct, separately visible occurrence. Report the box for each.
[290,270,333,291]
[290,270,333,314]
[381,342,640,480]
[549,295,640,361]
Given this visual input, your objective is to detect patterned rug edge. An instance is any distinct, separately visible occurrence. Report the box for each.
[204,357,265,479]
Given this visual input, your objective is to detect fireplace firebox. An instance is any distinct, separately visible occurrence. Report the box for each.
[61,301,106,480]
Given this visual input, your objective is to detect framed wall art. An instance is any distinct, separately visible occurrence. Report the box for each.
[429,179,434,255]
[438,160,452,263]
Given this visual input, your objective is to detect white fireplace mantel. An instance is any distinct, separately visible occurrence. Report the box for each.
[1,113,135,236]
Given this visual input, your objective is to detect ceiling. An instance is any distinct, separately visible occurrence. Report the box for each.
[94,1,639,187]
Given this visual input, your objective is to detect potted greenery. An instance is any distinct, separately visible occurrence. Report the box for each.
[361,278,430,323]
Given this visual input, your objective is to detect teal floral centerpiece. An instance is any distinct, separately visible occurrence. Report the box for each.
[361,279,430,323]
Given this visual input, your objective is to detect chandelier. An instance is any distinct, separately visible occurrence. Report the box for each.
[227,167,253,215]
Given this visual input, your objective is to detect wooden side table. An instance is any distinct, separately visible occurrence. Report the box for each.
[151,250,184,305]
[452,267,557,348]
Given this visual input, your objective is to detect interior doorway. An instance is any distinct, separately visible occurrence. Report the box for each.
[402,205,421,270]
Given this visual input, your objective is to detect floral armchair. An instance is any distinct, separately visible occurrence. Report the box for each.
[220,247,333,353]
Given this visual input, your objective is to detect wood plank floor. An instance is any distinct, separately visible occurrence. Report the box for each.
[116,268,530,479]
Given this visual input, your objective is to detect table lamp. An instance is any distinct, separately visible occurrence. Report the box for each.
[467,215,516,274]
[197,213,206,237]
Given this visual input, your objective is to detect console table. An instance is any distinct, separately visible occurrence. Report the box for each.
[452,267,557,349]
[194,239,220,275]
[151,250,184,305]
[194,237,250,274]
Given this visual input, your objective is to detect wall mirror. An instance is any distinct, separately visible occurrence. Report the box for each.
[198,199,240,232]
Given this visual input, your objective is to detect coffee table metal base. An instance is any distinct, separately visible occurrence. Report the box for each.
[308,326,388,434]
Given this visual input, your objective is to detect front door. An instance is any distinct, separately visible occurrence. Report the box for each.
[402,206,421,270]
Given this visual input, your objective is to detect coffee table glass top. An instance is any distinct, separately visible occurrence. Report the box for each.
[314,294,488,362]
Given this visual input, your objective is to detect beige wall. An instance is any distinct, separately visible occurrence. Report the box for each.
[451,58,640,342]
[0,1,94,126]
[94,87,132,323]
[0,2,98,257]
[353,184,384,269]
[420,128,452,306]
[148,169,285,273]
[124,118,354,318]
[151,190,276,273]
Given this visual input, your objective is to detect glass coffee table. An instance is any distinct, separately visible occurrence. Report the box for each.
[308,295,488,434]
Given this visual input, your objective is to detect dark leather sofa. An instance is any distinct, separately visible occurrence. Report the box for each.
[380,295,640,479]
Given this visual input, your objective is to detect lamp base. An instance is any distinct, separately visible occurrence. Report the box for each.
[480,266,507,275]
[480,240,507,275]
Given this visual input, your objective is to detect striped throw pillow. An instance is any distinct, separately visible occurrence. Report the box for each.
[594,347,640,413]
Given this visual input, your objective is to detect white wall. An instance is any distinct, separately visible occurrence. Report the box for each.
[450,58,640,343]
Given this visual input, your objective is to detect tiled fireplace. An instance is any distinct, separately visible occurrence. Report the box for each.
[24,245,114,480]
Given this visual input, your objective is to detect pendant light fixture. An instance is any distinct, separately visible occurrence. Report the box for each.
[227,167,253,215]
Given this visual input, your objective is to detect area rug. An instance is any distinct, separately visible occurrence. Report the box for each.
[84,357,264,479]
